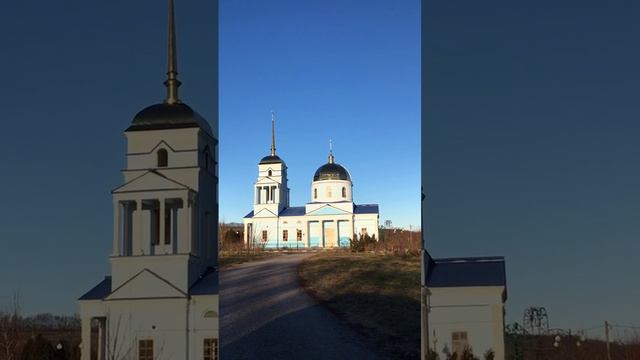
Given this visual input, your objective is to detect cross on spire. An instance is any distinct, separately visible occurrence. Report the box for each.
[328,139,334,164]
[270,111,276,156]
[164,0,181,104]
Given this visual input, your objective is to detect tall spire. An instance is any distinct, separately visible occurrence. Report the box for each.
[164,0,181,104]
[270,111,276,156]
[328,139,334,164]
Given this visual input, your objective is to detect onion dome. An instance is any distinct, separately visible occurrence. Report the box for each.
[127,103,212,134]
[313,141,351,181]
[259,154,284,164]
[124,0,212,136]
[313,162,351,181]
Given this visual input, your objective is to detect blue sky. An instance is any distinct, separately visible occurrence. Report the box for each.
[424,0,640,333]
[0,0,638,336]
[219,0,420,227]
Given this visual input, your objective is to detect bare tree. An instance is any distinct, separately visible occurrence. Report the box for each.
[0,290,22,360]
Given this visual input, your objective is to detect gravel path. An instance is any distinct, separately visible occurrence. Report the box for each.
[220,253,385,360]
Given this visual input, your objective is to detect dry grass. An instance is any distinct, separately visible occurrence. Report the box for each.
[298,252,421,359]
[219,251,281,268]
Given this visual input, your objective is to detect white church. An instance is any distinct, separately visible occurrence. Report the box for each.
[243,118,379,249]
[78,1,219,359]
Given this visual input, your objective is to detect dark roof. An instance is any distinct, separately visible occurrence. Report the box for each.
[425,256,507,297]
[259,155,284,165]
[244,210,254,218]
[354,204,379,214]
[78,276,112,300]
[189,267,218,295]
[126,102,213,135]
[313,162,351,181]
[279,206,306,216]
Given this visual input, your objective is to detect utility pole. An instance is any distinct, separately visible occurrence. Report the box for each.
[605,321,612,360]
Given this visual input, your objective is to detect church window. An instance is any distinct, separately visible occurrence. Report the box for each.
[342,187,346,198]
[451,331,468,356]
[268,170,272,176]
[283,230,288,242]
[314,188,317,199]
[157,149,168,167]
[296,229,302,241]
[138,339,154,360]
[204,338,218,360]
[262,230,268,242]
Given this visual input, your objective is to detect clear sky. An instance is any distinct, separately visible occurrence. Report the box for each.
[424,0,640,334]
[0,0,638,336]
[219,0,421,227]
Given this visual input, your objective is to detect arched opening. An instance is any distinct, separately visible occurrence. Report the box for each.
[314,188,317,199]
[342,187,346,198]
[204,310,218,318]
[157,149,168,167]
[268,170,272,176]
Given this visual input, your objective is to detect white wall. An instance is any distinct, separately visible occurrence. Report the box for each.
[428,286,505,360]
[310,179,352,203]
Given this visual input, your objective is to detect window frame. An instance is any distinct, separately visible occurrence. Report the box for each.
[203,338,218,360]
[157,149,168,167]
[451,331,469,356]
[138,339,154,360]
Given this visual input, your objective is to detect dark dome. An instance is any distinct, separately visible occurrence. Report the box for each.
[313,162,351,181]
[126,102,213,135]
[259,155,284,165]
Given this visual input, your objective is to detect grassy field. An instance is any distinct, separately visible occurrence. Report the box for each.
[219,251,281,268]
[298,252,421,359]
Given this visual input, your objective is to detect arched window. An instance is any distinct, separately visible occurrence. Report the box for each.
[314,188,317,199]
[157,149,168,167]
[268,170,272,176]
[342,187,346,198]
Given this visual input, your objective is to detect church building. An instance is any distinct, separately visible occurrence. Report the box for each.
[78,1,218,359]
[243,117,379,249]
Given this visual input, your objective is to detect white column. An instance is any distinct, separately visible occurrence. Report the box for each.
[80,317,91,360]
[134,199,143,255]
[243,222,248,245]
[112,201,120,256]
[350,218,355,243]
[186,195,193,254]
[254,186,259,204]
[97,319,105,360]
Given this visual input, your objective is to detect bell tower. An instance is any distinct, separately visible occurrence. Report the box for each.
[253,113,289,217]
[109,0,218,293]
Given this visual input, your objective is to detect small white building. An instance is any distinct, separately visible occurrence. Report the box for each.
[78,1,219,359]
[423,253,507,360]
[243,120,379,249]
